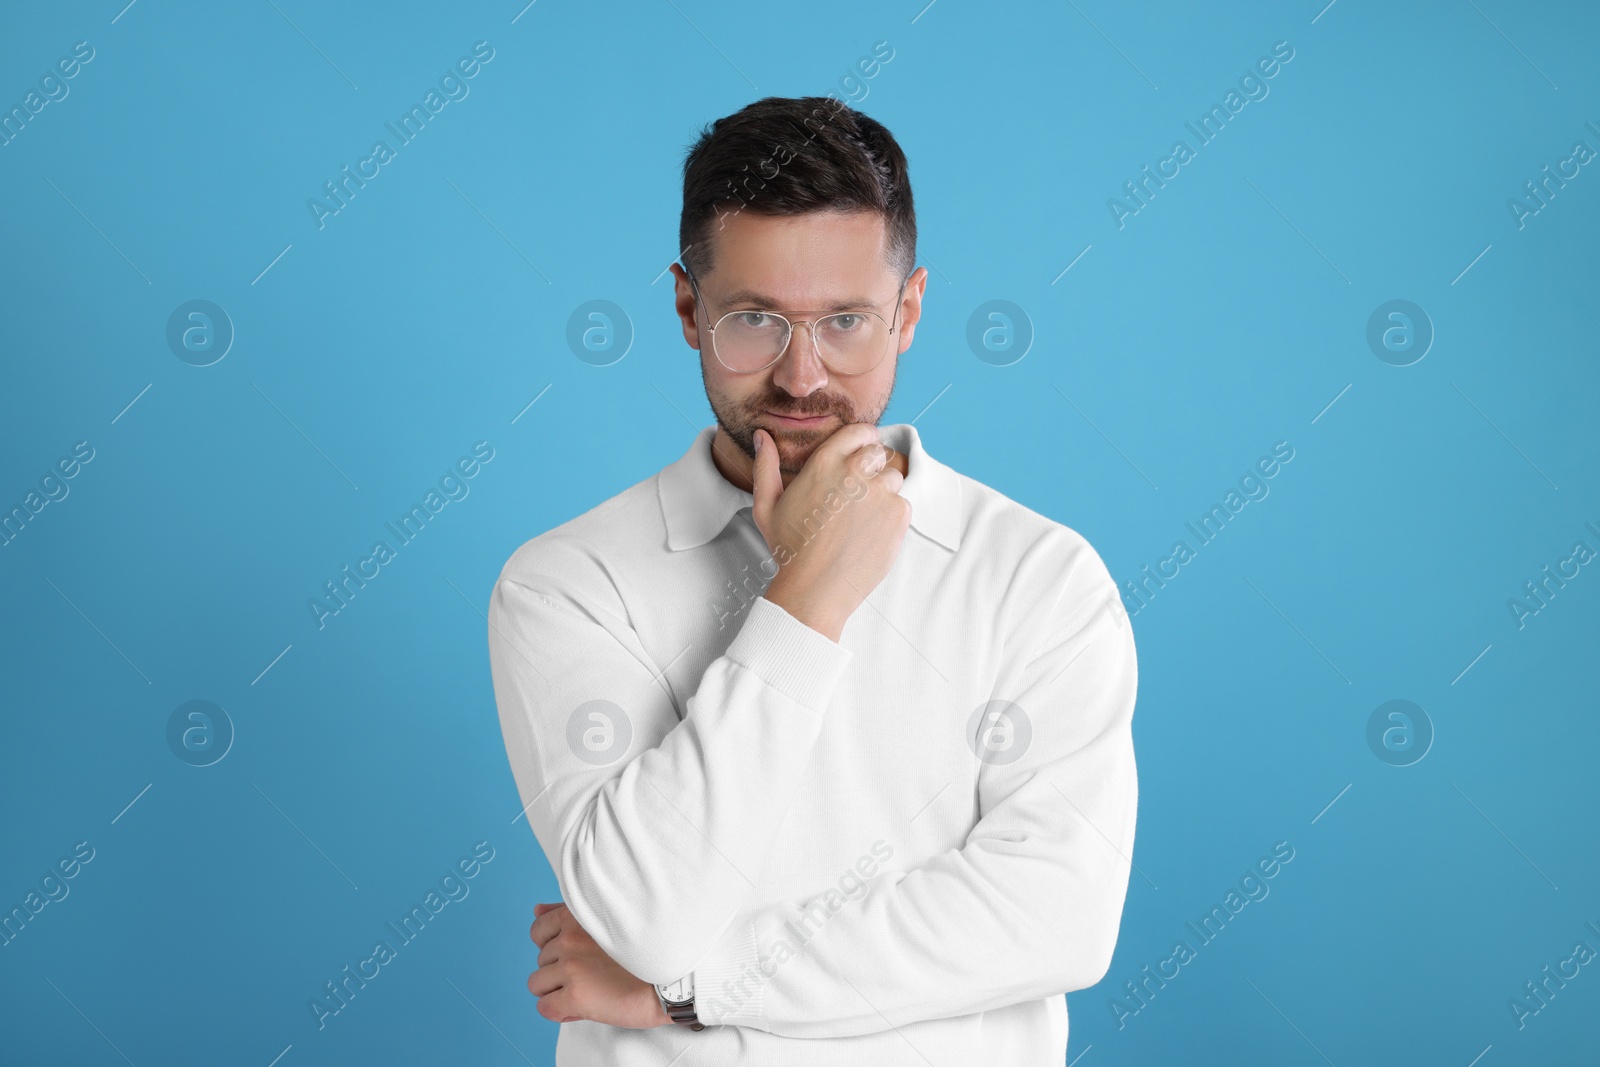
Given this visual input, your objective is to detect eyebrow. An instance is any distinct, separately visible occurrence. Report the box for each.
[714,288,885,313]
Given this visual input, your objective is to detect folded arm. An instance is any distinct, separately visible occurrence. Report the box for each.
[489,565,852,985]
[688,557,1138,1038]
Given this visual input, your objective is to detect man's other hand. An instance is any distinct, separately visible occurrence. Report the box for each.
[527,902,671,1029]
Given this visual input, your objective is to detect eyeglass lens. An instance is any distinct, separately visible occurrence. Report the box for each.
[714,310,890,373]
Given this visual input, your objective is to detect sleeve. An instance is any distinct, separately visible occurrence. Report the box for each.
[488,572,854,984]
[687,550,1139,1037]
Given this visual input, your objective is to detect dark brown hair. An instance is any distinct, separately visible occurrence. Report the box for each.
[678,95,916,282]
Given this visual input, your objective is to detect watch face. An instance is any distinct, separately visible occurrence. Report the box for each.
[657,975,693,1002]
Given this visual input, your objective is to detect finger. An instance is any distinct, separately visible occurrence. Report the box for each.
[538,987,581,1024]
[528,965,564,998]
[749,428,783,534]
[535,992,572,1022]
[815,421,884,464]
[857,443,888,476]
[530,908,566,946]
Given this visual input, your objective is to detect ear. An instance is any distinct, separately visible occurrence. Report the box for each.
[894,266,929,355]
[670,264,702,351]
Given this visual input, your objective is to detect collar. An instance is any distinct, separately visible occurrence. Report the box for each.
[657,422,963,553]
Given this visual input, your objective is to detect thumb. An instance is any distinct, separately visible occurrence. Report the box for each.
[749,428,783,535]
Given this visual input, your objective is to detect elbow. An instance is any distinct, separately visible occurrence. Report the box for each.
[1051,898,1127,995]
[588,915,701,986]
[553,829,727,985]
[1051,934,1118,997]
[556,868,705,984]
[1075,928,1120,992]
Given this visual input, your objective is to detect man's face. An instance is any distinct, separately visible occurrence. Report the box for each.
[672,208,927,479]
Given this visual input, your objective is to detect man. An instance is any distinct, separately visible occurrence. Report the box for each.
[487,95,1138,1065]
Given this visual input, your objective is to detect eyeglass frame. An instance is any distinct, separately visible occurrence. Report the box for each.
[683,264,913,377]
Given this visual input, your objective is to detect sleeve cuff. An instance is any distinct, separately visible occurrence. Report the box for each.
[692,914,765,1026]
[722,595,853,711]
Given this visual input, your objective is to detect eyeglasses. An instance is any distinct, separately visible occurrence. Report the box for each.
[687,268,910,376]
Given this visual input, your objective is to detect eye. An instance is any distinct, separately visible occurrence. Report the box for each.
[732,311,781,329]
[827,314,864,332]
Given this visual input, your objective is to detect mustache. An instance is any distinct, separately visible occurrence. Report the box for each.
[753,396,848,418]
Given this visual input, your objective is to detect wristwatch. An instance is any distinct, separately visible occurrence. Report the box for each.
[655,974,704,1031]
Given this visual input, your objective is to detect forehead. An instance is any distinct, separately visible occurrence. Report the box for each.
[698,209,894,307]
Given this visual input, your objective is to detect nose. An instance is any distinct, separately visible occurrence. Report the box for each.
[770,320,829,397]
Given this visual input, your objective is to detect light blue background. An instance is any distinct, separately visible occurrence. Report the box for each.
[2,1,1596,1064]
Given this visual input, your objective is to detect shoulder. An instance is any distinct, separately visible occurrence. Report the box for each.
[492,472,665,616]
[958,474,1116,588]
[954,473,1123,639]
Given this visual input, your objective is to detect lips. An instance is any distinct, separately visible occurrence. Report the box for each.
[766,410,832,424]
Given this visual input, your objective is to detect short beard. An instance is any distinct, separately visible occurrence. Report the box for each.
[700,358,896,477]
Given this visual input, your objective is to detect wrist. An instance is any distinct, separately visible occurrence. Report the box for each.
[763,579,845,642]
[647,987,672,1028]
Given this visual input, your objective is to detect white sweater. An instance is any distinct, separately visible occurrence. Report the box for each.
[488,422,1138,1065]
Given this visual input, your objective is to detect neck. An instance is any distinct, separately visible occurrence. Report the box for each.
[710,426,908,492]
